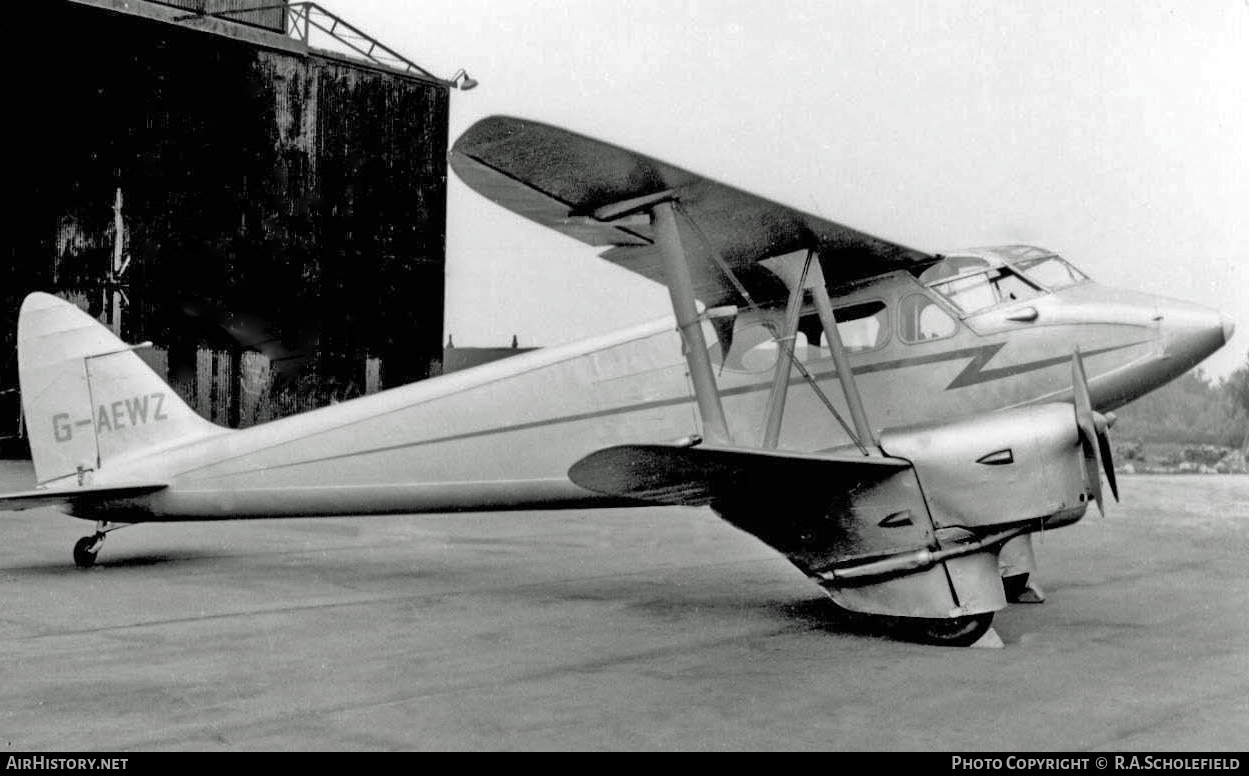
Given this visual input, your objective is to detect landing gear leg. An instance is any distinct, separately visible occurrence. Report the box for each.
[72,521,120,568]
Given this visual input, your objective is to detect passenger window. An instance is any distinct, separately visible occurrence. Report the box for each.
[723,321,780,372]
[719,322,817,373]
[835,301,888,352]
[802,300,890,355]
[900,295,958,343]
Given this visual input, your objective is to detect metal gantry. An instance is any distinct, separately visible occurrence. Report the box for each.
[282,2,439,81]
[173,2,473,88]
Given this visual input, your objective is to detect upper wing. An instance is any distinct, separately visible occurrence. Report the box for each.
[568,443,910,507]
[450,116,933,309]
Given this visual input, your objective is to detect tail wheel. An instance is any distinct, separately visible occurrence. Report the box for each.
[73,535,100,568]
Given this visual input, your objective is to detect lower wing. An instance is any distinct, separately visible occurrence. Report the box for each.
[568,443,910,507]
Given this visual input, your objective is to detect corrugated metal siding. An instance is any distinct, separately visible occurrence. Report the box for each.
[147,0,286,32]
[8,2,450,436]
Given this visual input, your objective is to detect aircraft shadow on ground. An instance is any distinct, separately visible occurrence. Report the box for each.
[98,553,204,569]
[5,551,214,576]
[623,592,907,642]
[780,596,891,637]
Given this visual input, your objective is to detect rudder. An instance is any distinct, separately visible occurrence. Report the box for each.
[18,292,225,486]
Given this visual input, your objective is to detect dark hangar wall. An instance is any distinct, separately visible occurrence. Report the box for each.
[145,0,288,31]
[6,0,448,437]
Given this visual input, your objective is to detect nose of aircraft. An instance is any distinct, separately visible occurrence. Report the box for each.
[1158,301,1232,370]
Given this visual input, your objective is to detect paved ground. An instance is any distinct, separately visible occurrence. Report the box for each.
[0,460,1246,751]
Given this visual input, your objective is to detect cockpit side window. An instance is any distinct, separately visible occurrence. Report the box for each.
[917,256,991,284]
[932,273,995,314]
[993,270,1043,305]
[1014,255,1089,289]
[931,267,1042,314]
[899,295,958,343]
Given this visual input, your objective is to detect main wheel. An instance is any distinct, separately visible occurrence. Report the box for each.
[906,612,995,647]
[72,536,99,569]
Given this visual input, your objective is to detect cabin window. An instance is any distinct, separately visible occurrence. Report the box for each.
[727,300,890,372]
[931,268,1042,314]
[833,300,889,352]
[899,295,958,343]
[726,323,830,372]
[723,321,781,372]
[799,299,890,356]
[1014,255,1089,289]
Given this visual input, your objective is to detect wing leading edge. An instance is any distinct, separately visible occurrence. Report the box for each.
[450,116,933,310]
[568,444,910,507]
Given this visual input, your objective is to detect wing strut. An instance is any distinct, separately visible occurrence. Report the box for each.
[785,354,870,455]
[674,202,758,310]
[762,251,878,453]
[809,260,878,449]
[761,251,813,448]
[653,201,732,444]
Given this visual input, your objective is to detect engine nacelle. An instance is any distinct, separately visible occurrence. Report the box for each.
[880,402,1091,532]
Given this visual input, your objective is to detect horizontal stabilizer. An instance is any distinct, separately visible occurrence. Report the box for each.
[0,482,167,512]
[568,444,910,507]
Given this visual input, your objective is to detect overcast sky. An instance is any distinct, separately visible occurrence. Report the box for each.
[326,0,1247,378]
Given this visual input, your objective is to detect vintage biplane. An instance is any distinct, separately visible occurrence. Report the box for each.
[0,116,1233,646]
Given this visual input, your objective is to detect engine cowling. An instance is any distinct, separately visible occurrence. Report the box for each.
[879,402,1091,532]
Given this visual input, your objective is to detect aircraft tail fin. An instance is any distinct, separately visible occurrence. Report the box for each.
[18,292,225,486]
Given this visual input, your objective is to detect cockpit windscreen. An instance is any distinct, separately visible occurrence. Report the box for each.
[1014,255,1089,289]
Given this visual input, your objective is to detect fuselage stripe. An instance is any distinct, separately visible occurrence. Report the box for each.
[171,339,1146,481]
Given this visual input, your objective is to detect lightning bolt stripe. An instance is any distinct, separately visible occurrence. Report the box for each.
[179,337,1153,480]
[941,341,1148,390]
[732,338,1150,395]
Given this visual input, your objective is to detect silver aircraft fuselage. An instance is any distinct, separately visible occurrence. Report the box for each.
[74,246,1231,522]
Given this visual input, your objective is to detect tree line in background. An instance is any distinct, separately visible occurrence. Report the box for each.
[1113,350,1249,449]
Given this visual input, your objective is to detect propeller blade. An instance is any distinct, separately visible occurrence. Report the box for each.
[1080,429,1105,515]
[1071,349,1105,515]
[1096,419,1120,502]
